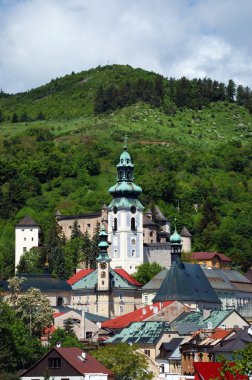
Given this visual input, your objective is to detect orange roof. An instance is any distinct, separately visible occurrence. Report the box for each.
[210,328,233,340]
[67,269,94,285]
[53,312,65,318]
[114,268,142,286]
[43,325,55,335]
[102,301,174,329]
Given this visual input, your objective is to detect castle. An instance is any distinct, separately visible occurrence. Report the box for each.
[15,145,192,273]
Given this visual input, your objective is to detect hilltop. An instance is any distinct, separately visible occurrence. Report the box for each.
[0,65,251,278]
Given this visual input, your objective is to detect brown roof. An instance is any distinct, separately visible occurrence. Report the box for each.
[16,215,39,227]
[192,252,232,262]
[57,347,114,375]
[143,215,157,226]
[180,226,192,237]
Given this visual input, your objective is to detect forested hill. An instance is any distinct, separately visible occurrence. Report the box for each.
[0,64,252,279]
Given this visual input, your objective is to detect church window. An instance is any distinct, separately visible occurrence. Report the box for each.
[113,218,118,231]
[31,237,34,241]
[114,249,118,257]
[131,217,136,230]
[131,238,136,245]
[102,281,104,285]
[23,247,27,253]
[24,237,26,241]
[119,305,124,315]
[131,249,136,257]
[101,271,106,278]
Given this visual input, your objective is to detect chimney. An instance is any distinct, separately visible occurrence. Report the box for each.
[81,352,86,361]
[56,342,61,348]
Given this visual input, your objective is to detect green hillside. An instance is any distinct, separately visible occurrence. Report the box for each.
[0,65,251,278]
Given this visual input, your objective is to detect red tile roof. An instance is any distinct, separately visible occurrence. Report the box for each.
[53,312,65,318]
[114,268,142,286]
[102,301,174,329]
[210,328,233,340]
[192,252,232,262]
[67,269,94,285]
[194,362,248,380]
[56,347,114,375]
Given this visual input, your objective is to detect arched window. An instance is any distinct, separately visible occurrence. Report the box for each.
[131,217,136,230]
[101,271,106,278]
[150,231,154,237]
[113,218,117,231]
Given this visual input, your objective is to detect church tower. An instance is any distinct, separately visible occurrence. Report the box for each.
[108,144,144,274]
[96,225,111,317]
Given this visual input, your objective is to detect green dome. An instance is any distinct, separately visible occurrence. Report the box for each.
[109,181,142,198]
[170,229,182,244]
[117,147,134,168]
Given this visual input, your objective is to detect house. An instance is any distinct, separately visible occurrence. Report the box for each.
[171,309,249,336]
[101,301,187,332]
[193,362,248,380]
[191,252,232,269]
[21,346,115,380]
[1,272,72,307]
[213,325,252,360]
[52,307,108,341]
[180,328,234,375]
[104,321,179,362]
[158,337,185,378]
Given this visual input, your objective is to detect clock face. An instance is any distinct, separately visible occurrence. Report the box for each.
[130,206,136,214]
[100,262,107,269]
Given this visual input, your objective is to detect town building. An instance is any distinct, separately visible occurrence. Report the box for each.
[67,227,142,318]
[152,228,221,311]
[20,346,115,380]
[15,215,41,270]
[191,251,232,269]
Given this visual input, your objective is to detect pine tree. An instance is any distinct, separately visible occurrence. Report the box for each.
[11,112,18,123]
[89,222,100,269]
[46,220,65,277]
[82,230,92,268]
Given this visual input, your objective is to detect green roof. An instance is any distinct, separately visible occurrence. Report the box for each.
[105,321,171,345]
[72,268,139,290]
[108,197,144,210]
[171,310,234,334]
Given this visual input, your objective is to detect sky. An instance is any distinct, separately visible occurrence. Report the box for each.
[0,0,252,94]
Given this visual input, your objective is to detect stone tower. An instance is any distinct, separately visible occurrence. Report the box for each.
[108,145,144,274]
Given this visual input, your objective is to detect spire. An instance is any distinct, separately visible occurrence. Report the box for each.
[96,225,111,263]
[170,218,182,263]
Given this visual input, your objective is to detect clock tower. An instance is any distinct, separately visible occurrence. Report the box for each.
[108,144,144,274]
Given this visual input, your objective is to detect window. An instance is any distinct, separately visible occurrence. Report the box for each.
[87,223,91,228]
[57,297,63,306]
[86,331,92,339]
[150,231,154,237]
[30,229,33,231]
[144,350,150,357]
[23,247,27,253]
[114,249,118,257]
[113,218,118,231]
[119,293,124,301]
[144,295,148,303]
[48,357,61,368]
[119,305,124,315]
[95,304,98,313]
[31,237,34,241]
[131,217,136,230]
[131,238,136,245]
[101,271,106,278]
[131,249,136,257]
[24,237,26,241]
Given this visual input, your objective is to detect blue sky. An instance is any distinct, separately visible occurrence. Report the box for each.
[0,0,252,93]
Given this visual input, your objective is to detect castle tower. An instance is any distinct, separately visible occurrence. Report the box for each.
[15,216,40,270]
[96,225,111,317]
[108,144,144,274]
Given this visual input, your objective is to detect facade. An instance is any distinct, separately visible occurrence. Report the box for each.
[15,215,40,269]
[21,346,115,380]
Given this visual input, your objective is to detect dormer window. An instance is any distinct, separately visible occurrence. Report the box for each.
[48,357,61,368]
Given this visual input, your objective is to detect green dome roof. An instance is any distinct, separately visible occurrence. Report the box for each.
[109,181,142,198]
[117,147,134,168]
[170,229,182,244]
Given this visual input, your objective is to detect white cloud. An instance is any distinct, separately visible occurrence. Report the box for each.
[0,0,252,93]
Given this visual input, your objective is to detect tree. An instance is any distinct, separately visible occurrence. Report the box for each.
[132,262,164,285]
[16,288,53,337]
[11,112,18,123]
[89,222,100,269]
[92,343,153,380]
[217,343,252,378]
[46,219,66,277]
[49,328,83,348]
[226,79,236,102]
[7,276,24,306]
[16,248,45,274]
[64,318,75,335]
